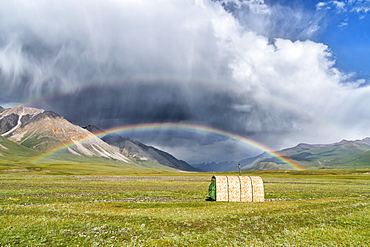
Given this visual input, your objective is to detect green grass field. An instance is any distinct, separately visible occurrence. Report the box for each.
[1,169,369,246]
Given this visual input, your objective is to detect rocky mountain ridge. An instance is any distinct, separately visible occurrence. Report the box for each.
[0,105,198,171]
[0,106,129,162]
[84,125,199,171]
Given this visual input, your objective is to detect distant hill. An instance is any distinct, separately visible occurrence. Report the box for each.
[0,135,40,162]
[193,161,237,172]
[197,138,370,172]
[84,125,200,172]
[278,139,370,169]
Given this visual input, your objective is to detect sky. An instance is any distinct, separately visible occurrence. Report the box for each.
[0,0,370,164]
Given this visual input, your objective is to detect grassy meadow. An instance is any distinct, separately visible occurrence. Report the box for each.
[1,169,370,246]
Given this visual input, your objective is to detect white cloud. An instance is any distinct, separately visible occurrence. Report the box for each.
[0,0,370,160]
[316,2,329,10]
[316,1,347,12]
[349,0,370,13]
[353,6,370,13]
[333,1,346,11]
[317,0,370,15]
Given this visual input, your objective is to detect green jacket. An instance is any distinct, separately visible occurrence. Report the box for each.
[208,180,216,201]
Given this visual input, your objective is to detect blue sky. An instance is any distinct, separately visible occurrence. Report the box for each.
[235,0,370,82]
[312,0,370,81]
[320,7,370,81]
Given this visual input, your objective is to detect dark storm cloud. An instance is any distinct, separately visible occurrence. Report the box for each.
[39,82,258,135]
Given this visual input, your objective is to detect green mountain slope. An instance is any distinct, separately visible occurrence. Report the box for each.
[324,149,370,169]
[238,138,370,171]
[0,136,178,174]
[280,139,370,169]
[0,136,41,163]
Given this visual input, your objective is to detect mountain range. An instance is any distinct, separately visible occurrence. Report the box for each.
[1,105,370,173]
[0,105,198,172]
[194,138,370,171]
[84,125,198,171]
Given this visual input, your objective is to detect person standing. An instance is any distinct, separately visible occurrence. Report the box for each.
[206,176,216,201]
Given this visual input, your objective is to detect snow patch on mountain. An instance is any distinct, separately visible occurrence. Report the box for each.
[1,107,24,137]
[67,147,81,156]
[0,143,8,150]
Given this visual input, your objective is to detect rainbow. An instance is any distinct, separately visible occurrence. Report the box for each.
[33,122,304,170]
